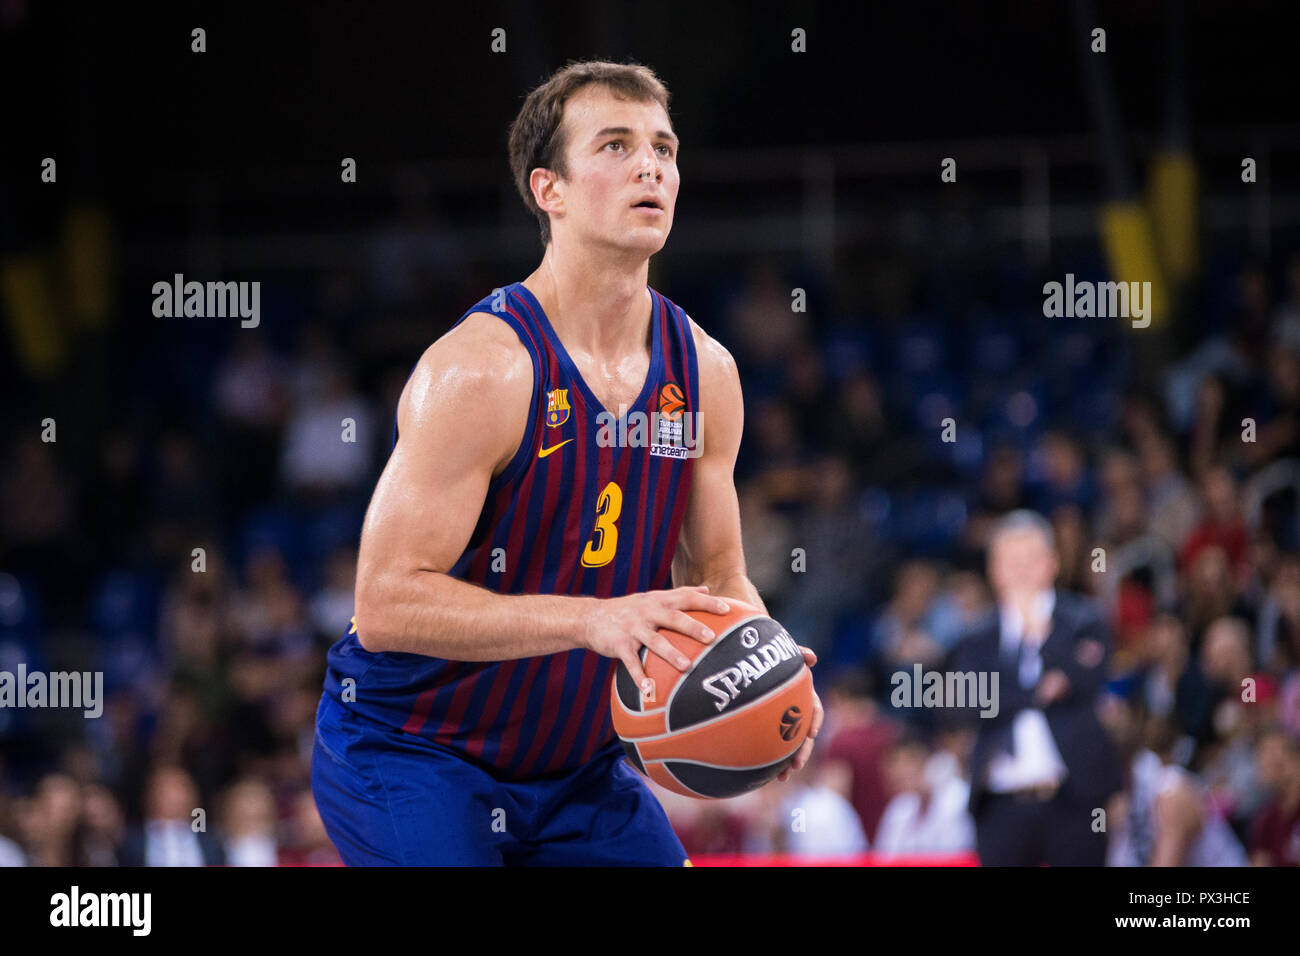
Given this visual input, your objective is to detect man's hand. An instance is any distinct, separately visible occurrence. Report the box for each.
[578,584,729,699]
[777,646,825,781]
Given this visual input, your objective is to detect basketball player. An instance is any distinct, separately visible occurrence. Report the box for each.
[311,60,823,865]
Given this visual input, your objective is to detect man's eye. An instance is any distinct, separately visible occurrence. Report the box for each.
[656,145,674,157]
[605,141,623,151]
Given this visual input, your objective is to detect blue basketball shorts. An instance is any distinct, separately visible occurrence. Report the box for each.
[311,693,690,866]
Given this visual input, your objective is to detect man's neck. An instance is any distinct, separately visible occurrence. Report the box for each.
[523,241,652,360]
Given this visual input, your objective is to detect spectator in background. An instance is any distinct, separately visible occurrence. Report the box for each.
[1180,466,1250,586]
[960,443,1030,561]
[776,454,876,660]
[1049,504,1093,594]
[823,670,899,843]
[738,482,796,610]
[78,783,125,867]
[1106,702,1246,867]
[869,561,946,709]
[1119,390,1168,452]
[745,399,813,510]
[1196,617,1270,832]
[1179,545,1252,650]
[784,341,835,450]
[1138,433,1201,552]
[924,569,996,652]
[1244,343,1300,467]
[1140,613,1215,746]
[213,337,290,518]
[949,509,1123,866]
[230,545,313,659]
[722,258,808,376]
[1258,553,1300,674]
[219,778,279,867]
[1095,447,1147,550]
[1249,727,1300,865]
[1030,430,1095,517]
[831,369,911,489]
[15,773,82,867]
[280,367,377,501]
[1167,261,1271,442]
[774,746,869,859]
[874,731,975,859]
[120,766,224,867]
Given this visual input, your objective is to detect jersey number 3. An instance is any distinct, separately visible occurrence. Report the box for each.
[580,481,622,568]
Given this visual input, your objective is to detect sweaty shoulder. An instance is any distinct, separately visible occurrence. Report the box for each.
[684,313,742,412]
[398,310,535,477]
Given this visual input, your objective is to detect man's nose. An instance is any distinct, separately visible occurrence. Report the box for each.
[636,144,661,179]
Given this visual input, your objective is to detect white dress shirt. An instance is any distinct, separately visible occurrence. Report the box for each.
[143,820,206,867]
[875,753,976,856]
[986,589,1069,792]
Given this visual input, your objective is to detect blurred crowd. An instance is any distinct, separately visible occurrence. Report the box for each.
[2,234,1300,865]
[655,249,1300,865]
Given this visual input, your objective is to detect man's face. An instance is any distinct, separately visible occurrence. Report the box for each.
[988,528,1059,598]
[1255,735,1293,789]
[546,85,679,255]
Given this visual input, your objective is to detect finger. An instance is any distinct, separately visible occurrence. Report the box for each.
[620,649,652,702]
[809,694,825,739]
[643,630,692,672]
[799,645,818,668]
[676,588,731,615]
[656,609,716,645]
[791,737,814,772]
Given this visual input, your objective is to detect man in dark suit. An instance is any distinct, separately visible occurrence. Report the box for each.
[947,510,1123,865]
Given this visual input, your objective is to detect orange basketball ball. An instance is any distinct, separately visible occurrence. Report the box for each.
[611,599,813,798]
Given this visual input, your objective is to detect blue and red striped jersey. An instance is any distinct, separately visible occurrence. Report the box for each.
[323,280,700,779]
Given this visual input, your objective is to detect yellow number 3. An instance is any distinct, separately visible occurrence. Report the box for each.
[581,481,622,568]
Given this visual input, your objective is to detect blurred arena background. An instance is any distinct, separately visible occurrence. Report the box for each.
[2,0,1300,865]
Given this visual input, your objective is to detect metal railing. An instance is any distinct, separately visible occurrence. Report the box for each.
[119,124,1300,274]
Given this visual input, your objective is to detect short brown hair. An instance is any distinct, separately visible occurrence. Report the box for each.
[508,60,671,247]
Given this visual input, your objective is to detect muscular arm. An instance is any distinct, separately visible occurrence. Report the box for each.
[671,321,767,613]
[353,313,594,658]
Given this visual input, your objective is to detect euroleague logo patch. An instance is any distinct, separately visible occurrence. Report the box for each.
[658,382,686,420]
[779,705,803,741]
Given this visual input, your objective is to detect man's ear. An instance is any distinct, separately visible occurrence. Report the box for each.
[531,167,563,217]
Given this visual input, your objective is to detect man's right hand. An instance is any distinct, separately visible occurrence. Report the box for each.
[579,584,730,700]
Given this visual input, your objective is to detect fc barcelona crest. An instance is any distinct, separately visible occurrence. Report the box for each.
[546,388,571,427]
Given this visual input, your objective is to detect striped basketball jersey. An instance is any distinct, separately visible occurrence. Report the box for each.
[323,280,700,779]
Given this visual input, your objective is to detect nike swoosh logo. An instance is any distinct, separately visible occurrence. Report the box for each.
[537,438,574,458]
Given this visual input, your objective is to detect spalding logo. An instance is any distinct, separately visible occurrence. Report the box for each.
[779,706,803,741]
[740,626,760,648]
[701,631,801,711]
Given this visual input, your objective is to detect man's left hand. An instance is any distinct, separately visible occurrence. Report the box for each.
[777,646,824,781]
